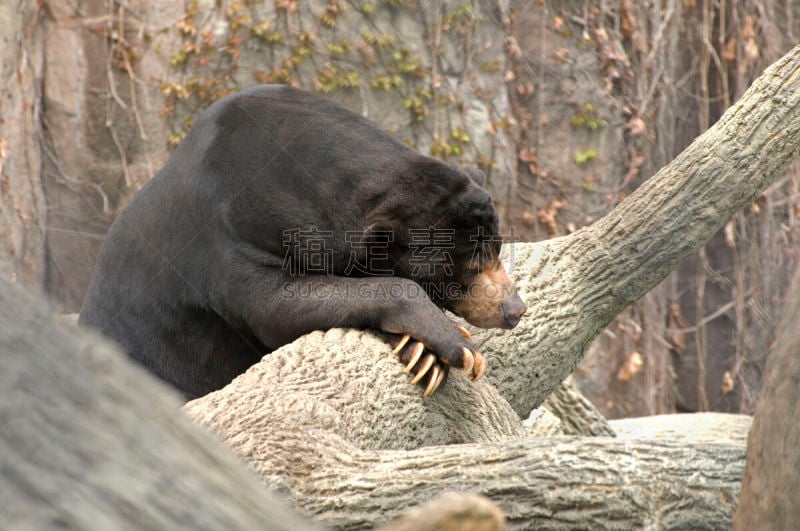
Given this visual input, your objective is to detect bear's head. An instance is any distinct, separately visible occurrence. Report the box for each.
[440,170,526,329]
[367,159,527,329]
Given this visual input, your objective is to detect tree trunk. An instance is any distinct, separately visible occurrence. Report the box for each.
[0,0,47,287]
[734,267,800,529]
[0,278,319,531]
[5,9,799,531]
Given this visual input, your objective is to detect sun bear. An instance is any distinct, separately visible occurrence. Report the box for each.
[80,85,526,399]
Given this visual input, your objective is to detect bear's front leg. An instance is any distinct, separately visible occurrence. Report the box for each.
[212,269,482,397]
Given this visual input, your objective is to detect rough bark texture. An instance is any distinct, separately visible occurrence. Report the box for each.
[3,1,799,420]
[0,278,319,531]
[0,0,47,286]
[542,378,616,436]
[734,268,800,529]
[180,43,800,529]
[186,359,745,530]
[185,329,527,453]
[504,1,800,419]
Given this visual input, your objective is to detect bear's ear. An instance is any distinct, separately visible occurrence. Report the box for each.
[463,167,486,187]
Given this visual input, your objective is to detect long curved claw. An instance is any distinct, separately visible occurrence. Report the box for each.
[403,342,425,373]
[421,365,442,398]
[392,334,412,356]
[460,347,475,377]
[471,352,485,381]
[410,354,436,384]
[433,366,446,393]
[457,325,473,341]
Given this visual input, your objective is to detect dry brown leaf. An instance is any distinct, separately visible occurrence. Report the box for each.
[724,221,736,248]
[516,83,535,98]
[522,211,536,227]
[519,148,538,175]
[617,351,644,382]
[623,152,645,185]
[722,38,737,62]
[626,116,646,136]
[666,302,688,353]
[537,199,568,235]
[519,148,537,163]
[620,1,636,39]
[721,371,735,394]
[275,0,299,12]
[551,48,569,63]
[0,138,6,180]
[504,36,522,59]
[743,15,756,40]
[744,38,759,63]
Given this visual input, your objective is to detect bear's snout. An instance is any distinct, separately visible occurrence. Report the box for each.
[449,261,526,330]
[501,294,527,328]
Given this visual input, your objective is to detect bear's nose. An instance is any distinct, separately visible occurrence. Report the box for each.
[501,295,527,328]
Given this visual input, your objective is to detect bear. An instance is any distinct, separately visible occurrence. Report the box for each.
[79,85,527,399]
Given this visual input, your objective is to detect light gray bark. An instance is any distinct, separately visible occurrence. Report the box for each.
[611,413,752,446]
[542,378,616,436]
[375,492,505,531]
[0,278,319,531]
[186,362,745,530]
[5,15,797,531]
